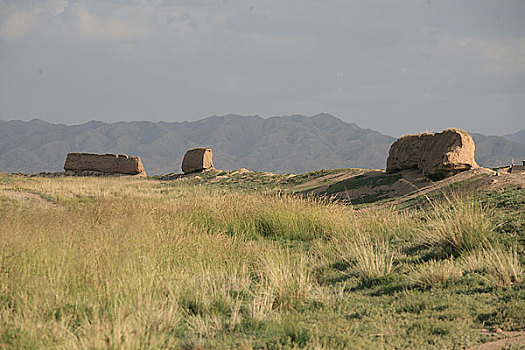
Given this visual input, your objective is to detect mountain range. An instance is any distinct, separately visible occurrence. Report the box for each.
[0,114,524,174]
[503,129,525,146]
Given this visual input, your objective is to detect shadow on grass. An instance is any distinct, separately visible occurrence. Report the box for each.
[403,243,428,255]
[369,282,410,296]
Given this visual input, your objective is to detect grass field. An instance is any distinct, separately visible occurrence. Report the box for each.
[0,173,524,349]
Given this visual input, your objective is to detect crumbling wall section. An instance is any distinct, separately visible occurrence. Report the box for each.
[182,148,214,174]
[386,128,478,178]
[64,153,147,176]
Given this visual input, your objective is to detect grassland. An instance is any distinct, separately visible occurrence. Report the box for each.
[0,173,524,349]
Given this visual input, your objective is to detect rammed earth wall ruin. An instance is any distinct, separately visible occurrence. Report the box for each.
[386,128,478,178]
[64,153,147,176]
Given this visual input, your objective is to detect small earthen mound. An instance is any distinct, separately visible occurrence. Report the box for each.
[182,147,214,174]
[231,168,251,174]
[386,128,478,178]
[64,153,147,176]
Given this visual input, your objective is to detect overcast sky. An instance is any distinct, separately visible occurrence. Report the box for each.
[0,0,524,136]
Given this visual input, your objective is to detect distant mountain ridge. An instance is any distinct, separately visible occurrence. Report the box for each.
[0,114,524,174]
[504,129,525,147]
[472,132,525,167]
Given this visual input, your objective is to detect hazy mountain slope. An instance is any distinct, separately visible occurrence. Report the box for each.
[0,114,395,174]
[503,129,525,146]
[174,114,394,173]
[1,115,524,174]
[472,133,525,167]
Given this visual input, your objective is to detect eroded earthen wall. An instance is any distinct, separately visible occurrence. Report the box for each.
[64,153,147,176]
[181,148,214,174]
[386,128,478,178]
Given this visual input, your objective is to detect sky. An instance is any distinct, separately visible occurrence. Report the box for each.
[0,0,524,137]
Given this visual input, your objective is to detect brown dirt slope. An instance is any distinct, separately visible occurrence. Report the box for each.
[299,167,525,206]
[468,331,525,350]
[152,166,524,206]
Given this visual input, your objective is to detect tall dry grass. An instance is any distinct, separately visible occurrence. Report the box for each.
[335,231,396,283]
[0,176,331,348]
[407,258,462,288]
[461,243,523,288]
[0,175,522,348]
[417,193,496,255]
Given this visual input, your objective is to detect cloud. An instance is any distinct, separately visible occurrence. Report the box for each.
[0,7,36,40]
[227,12,284,35]
[67,3,154,41]
[408,29,525,95]
[0,0,68,41]
[0,0,203,43]
[1,0,524,136]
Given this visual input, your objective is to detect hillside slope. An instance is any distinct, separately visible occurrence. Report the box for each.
[472,133,525,167]
[504,128,525,146]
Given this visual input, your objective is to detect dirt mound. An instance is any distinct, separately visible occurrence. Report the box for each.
[306,169,433,204]
[64,153,147,176]
[299,166,524,206]
[231,168,251,174]
[182,148,214,174]
[387,128,478,178]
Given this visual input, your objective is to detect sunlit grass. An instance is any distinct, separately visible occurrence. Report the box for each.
[461,243,523,288]
[408,258,462,288]
[335,231,396,283]
[417,193,496,256]
[0,174,523,349]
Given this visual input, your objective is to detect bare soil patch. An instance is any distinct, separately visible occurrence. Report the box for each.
[298,167,525,206]
[469,331,525,350]
[1,190,56,207]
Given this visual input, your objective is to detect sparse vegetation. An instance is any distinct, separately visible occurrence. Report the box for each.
[0,174,523,349]
[418,193,496,256]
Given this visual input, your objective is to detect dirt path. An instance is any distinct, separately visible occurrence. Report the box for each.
[468,331,525,350]
[292,170,367,192]
[378,168,498,209]
[1,190,56,207]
